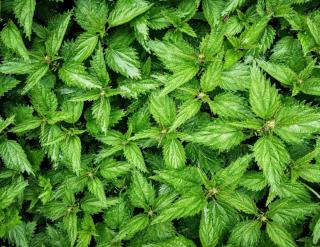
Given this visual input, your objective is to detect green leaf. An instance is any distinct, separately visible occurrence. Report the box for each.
[46,12,72,57]
[100,159,131,180]
[0,75,20,96]
[62,136,82,174]
[10,118,42,133]
[14,0,36,39]
[228,220,261,247]
[149,93,176,128]
[106,46,141,79]
[169,99,201,132]
[199,201,236,247]
[63,213,78,246]
[0,140,33,174]
[22,64,49,94]
[75,0,108,34]
[215,154,252,188]
[129,170,155,209]
[163,138,186,169]
[0,115,15,133]
[92,97,111,134]
[274,104,320,143]
[149,39,198,73]
[30,85,57,116]
[200,61,222,92]
[249,64,280,119]
[59,62,102,89]
[257,59,296,86]
[313,217,320,244]
[266,198,318,225]
[142,236,196,247]
[123,142,147,172]
[218,191,259,215]
[0,178,28,209]
[211,92,254,120]
[184,121,245,151]
[266,221,297,247]
[152,167,203,193]
[239,172,267,191]
[61,101,84,124]
[161,69,199,95]
[202,0,225,28]
[152,192,205,224]
[253,136,290,188]
[87,177,106,202]
[70,32,99,63]
[108,0,152,28]
[90,43,109,84]
[1,21,29,61]
[112,214,149,242]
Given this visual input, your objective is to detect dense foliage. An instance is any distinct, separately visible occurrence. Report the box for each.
[1,0,320,246]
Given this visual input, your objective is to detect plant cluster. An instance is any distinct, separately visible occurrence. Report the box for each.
[1,0,320,246]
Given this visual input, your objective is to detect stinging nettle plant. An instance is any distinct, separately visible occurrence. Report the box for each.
[1,0,320,246]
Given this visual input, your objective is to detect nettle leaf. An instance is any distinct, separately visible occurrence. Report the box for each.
[266,221,297,247]
[75,0,108,34]
[62,136,82,174]
[59,62,102,89]
[152,192,205,224]
[274,104,320,143]
[13,0,36,39]
[129,170,155,209]
[112,214,149,242]
[123,142,147,172]
[92,97,111,134]
[149,93,176,128]
[228,220,261,247]
[70,32,99,63]
[105,46,141,79]
[211,92,254,120]
[0,140,33,174]
[253,136,290,189]
[184,121,245,151]
[249,64,280,119]
[108,0,152,28]
[0,75,20,97]
[0,178,28,209]
[163,138,186,169]
[266,198,318,225]
[45,12,72,57]
[1,21,30,61]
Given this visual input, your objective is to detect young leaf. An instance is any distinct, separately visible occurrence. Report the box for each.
[184,121,245,151]
[228,220,261,247]
[149,93,176,128]
[105,46,141,79]
[75,0,108,34]
[163,138,186,169]
[46,12,72,57]
[249,64,280,119]
[152,192,205,225]
[62,136,82,174]
[59,62,102,89]
[253,136,290,188]
[129,170,155,209]
[266,221,297,247]
[108,0,152,28]
[123,142,147,172]
[14,0,36,39]
[92,97,111,134]
[1,21,29,61]
[0,140,33,174]
[112,214,149,242]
